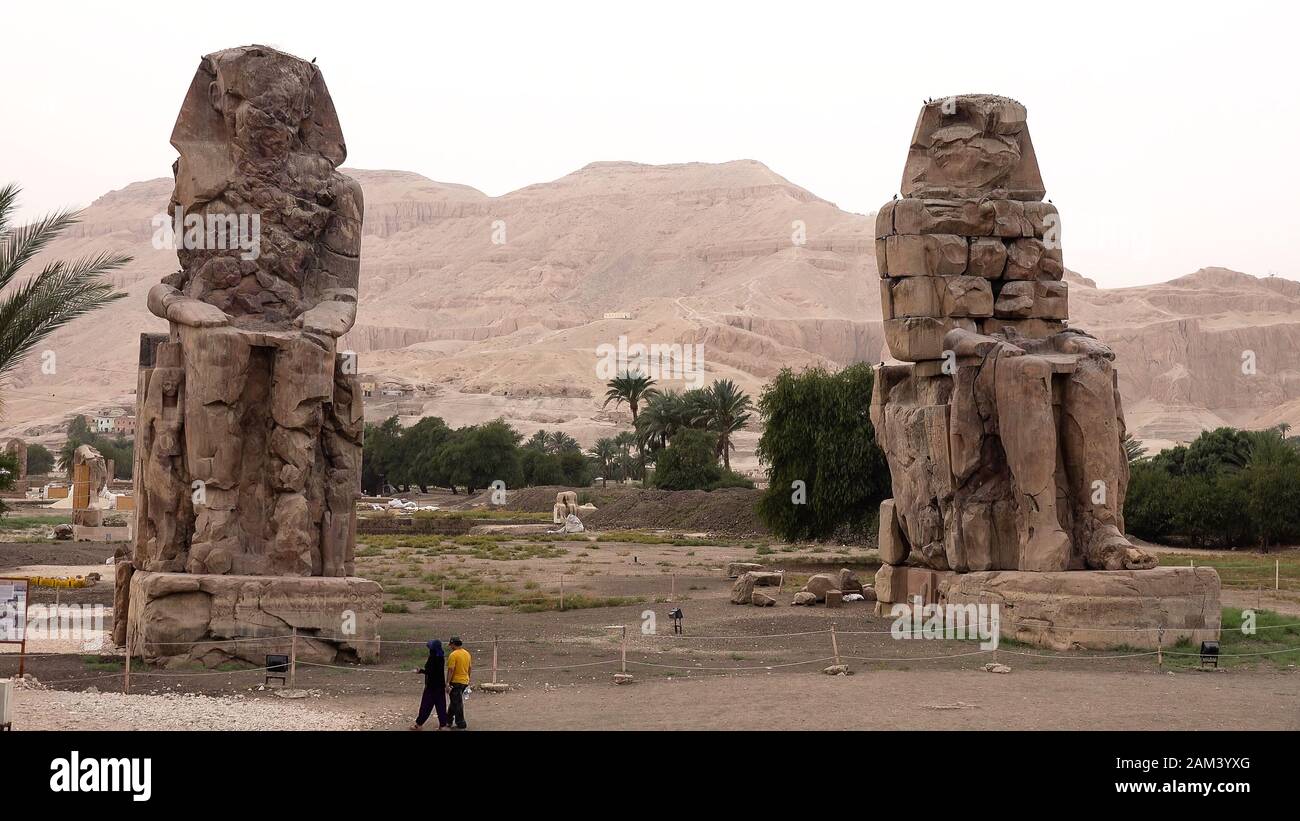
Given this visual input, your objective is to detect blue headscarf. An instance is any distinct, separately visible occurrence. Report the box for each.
[427,639,444,657]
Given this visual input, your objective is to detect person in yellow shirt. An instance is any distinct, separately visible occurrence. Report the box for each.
[445,637,472,729]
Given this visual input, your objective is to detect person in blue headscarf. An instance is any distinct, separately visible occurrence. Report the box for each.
[410,639,448,730]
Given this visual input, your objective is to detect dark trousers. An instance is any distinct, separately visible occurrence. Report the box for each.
[448,683,468,728]
[416,685,447,728]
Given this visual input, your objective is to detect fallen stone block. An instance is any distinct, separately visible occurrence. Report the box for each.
[726,562,765,578]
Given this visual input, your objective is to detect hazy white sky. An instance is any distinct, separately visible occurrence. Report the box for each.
[3,0,1297,287]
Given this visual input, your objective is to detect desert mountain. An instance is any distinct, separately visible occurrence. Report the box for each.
[5,162,1299,470]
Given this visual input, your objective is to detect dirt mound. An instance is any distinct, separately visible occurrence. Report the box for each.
[582,487,766,537]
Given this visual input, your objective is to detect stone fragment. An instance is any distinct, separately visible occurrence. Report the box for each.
[823,664,851,675]
[824,590,843,608]
[836,568,864,595]
[893,198,993,236]
[792,592,818,606]
[884,234,969,276]
[884,317,977,361]
[802,573,839,602]
[613,673,634,685]
[751,591,776,607]
[726,562,764,579]
[878,499,910,565]
[886,276,993,318]
[966,238,1008,278]
[730,572,757,604]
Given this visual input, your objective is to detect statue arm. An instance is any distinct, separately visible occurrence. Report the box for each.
[944,327,1024,358]
[295,289,357,337]
[148,283,229,328]
[1055,330,1115,360]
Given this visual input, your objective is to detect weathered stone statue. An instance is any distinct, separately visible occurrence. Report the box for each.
[871,96,1219,649]
[118,45,380,665]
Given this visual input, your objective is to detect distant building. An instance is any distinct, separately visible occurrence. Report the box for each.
[603,311,633,320]
[360,378,376,398]
[378,380,414,397]
[91,415,115,433]
[113,415,136,436]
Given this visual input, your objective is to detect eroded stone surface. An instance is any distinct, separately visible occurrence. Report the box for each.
[868,95,1179,643]
[119,45,378,663]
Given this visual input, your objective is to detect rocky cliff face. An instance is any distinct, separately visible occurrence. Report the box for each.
[6,163,1298,468]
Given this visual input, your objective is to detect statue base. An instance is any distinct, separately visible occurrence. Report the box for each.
[125,571,382,667]
[875,566,1221,651]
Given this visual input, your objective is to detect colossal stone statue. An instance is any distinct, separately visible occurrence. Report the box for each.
[871,95,1219,649]
[117,45,380,665]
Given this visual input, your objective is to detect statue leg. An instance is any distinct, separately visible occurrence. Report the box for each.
[995,353,1071,571]
[179,327,251,574]
[268,335,335,576]
[1062,358,1157,570]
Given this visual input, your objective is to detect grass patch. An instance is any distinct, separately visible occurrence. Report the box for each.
[593,530,722,546]
[81,655,123,672]
[0,515,71,530]
[1159,551,1300,593]
[1165,607,1300,670]
[359,534,565,561]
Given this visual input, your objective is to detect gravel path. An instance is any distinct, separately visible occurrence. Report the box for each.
[10,686,383,731]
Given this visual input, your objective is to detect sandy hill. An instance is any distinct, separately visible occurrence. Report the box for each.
[5,162,1299,469]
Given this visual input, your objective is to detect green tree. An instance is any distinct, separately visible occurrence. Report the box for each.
[755,364,890,542]
[651,428,722,490]
[602,371,659,424]
[437,419,523,494]
[0,185,129,412]
[57,415,133,480]
[587,438,618,487]
[1122,431,1147,463]
[27,442,54,475]
[694,378,752,471]
[361,416,403,495]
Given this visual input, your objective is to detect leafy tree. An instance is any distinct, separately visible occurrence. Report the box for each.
[755,364,890,542]
[437,419,523,494]
[361,416,403,494]
[651,428,722,490]
[57,415,133,480]
[27,442,54,475]
[521,448,566,486]
[0,184,128,412]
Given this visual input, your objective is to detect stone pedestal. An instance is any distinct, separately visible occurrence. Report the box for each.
[939,567,1221,651]
[127,571,382,667]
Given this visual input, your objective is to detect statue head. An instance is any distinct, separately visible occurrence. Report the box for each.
[901,94,1045,201]
[171,45,345,208]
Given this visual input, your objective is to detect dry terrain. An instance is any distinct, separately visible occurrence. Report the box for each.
[4,513,1298,731]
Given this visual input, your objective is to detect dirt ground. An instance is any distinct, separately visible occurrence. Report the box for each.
[4,531,1298,731]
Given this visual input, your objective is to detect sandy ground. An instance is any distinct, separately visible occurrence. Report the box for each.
[5,534,1299,731]
[10,667,1297,731]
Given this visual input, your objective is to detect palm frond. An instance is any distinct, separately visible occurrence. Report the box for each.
[0,205,82,290]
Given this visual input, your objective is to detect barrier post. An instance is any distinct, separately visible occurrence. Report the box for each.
[670,574,676,601]
[830,623,841,667]
[441,582,446,610]
[492,635,499,685]
[778,571,785,594]
[1277,560,1281,591]
[620,626,627,673]
[560,575,565,612]
[289,627,298,686]
[1156,627,1164,669]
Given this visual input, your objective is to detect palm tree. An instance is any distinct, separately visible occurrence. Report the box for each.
[545,430,580,454]
[524,430,550,452]
[0,184,128,410]
[602,371,659,424]
[1122,431,1147,463]
[587,438,618,487]
[613,430,639,482]
[694,378,753,472]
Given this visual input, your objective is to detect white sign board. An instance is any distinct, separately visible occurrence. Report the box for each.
[0,578,28,643]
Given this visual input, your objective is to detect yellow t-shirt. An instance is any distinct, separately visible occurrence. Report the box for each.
[447,647,472,685]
